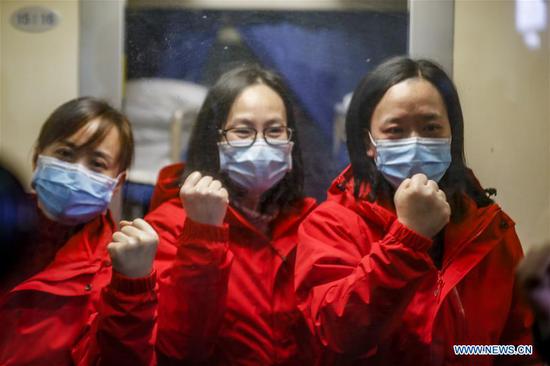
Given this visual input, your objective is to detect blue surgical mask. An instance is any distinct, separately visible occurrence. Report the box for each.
[31,155,119,225]
[218,140,293,196]
[370,134,452,188]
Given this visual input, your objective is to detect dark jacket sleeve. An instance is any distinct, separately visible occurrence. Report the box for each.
[156,217,233,364]
[294,201,435,357]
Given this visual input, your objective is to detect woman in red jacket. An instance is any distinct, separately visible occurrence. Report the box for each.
[0,97,157,365]
[294,57,540,365]
[129,65,317,365]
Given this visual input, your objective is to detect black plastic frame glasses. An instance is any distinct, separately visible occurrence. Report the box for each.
[218,126,293,147]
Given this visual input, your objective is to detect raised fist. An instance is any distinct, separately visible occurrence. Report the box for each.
[108,218,159,278]
[394,173,451,239]
[179,171,229,227]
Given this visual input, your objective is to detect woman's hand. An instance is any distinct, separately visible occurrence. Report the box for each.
[179,171,229,227]
[108,218,159,278]
[394,173,451,239]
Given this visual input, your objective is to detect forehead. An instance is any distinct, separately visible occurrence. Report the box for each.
[63,118,121,158]
[229,84,286,116]
[66,118,103,142]
[376,78,446,113]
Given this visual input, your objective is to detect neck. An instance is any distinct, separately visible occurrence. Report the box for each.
[240,194,261,213]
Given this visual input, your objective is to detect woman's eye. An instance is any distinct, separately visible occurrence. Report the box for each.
[231,128,254,138]
[385,127,403,135]
[424,124,441,132]
[91,160,107,170]
[265,126,285,137]
[55,148,73,159]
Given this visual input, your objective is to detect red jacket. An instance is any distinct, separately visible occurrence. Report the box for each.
[295,167,539,366]
[0,209,157,366]
[146,163,317,365]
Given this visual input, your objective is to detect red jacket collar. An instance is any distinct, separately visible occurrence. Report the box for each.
[8,211,116,297]
[327,165,395,231]
[149,163,184,211]
[225,197,317,241]
[328,165,505,242]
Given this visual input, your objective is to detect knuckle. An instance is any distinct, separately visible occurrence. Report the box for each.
[107,242,118,253]
[141,233,152,244]
[135,232,147,244]
[112,232,124,242]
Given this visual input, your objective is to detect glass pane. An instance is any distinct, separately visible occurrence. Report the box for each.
[123,2,408,206]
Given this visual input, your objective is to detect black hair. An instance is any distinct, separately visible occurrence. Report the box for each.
[184,64,304,214]
[346,56,492,221]
[34,97,134,173]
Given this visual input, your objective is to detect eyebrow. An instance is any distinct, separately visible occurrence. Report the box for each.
[265,118,285,126]
[58,140,114,164]
[381,117,404,125]
[419,112,442,121]
[228,118,255,127]
[58,141,78,149]
[382,112,442,125]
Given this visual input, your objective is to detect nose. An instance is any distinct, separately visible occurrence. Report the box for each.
[74,157,88,165]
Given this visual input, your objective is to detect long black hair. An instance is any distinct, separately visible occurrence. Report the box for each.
[184,64,304,214]
[346,56,492,221]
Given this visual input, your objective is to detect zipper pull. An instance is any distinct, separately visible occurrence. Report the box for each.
[434,271,444,299]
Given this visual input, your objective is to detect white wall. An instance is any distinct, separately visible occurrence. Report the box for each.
[79,0,125,108]
[0,0,79,185]
[454,0,550,249]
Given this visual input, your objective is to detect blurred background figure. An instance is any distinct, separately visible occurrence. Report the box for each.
[122,78,207,218]
[0,163,37,293]
[517,242,550,362]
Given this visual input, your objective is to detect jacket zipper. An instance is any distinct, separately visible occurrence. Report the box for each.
[433,210,501,304]
[452,287,466,319]
[439,209,501,274]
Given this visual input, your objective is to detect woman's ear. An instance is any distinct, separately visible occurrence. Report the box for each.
[365,130,376,159]
[366,145,376,159]
[114,171,126,194]
[31,150,38,170]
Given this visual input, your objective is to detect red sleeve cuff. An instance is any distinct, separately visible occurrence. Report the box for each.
[110,270,157,294]
[387,220,432,251]
[181,217,229,243]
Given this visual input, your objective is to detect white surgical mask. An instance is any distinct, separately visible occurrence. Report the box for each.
[218,140,293,196]
[370,133,452,187]
[31,155,119,224]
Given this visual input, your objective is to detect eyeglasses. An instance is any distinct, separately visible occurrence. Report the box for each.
[218,126,293,147]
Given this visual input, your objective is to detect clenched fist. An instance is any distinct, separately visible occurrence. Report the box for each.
[394,173,451,238]
[108,218,159,278]
[179,171,229,227]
